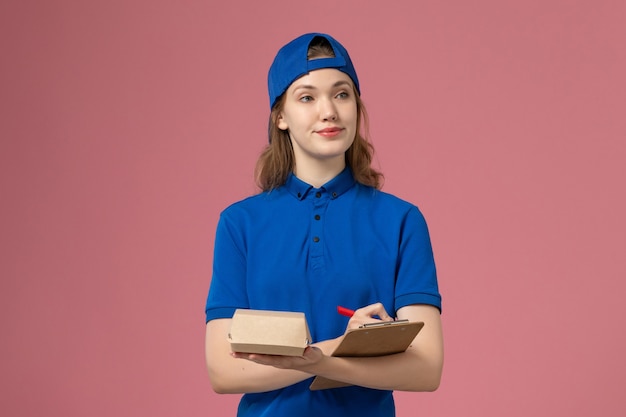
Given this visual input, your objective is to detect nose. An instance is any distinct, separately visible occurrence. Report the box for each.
[319,98,337,121]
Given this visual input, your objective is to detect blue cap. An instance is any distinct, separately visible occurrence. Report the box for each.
[267,33,360,109]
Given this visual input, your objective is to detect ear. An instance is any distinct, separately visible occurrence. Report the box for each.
[276,113,289,131]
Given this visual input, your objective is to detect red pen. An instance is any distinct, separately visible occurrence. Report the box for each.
[337,306,355,317]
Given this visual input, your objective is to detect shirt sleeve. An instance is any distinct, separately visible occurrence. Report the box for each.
[394,205,442,313]
[205,209,249,322]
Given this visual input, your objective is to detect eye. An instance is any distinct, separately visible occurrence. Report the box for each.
[299,95,314,103]
[336,91,349,99]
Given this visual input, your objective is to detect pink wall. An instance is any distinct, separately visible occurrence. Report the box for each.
[2,1,625,416]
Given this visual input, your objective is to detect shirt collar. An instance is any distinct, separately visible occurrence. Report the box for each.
[285,167,356,201]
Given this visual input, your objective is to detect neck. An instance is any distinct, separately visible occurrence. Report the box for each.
[294,158,346,188]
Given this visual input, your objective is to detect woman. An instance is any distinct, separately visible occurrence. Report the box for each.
[205,33,443,417]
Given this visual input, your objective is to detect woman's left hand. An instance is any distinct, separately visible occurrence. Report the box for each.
[346,302,394,331]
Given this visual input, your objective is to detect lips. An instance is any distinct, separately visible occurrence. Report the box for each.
[316,127,343,137]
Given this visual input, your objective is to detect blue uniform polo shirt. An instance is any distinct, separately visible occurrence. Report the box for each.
[205,167,441,417]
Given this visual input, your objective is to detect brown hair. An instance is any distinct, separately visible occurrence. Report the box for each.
[255,37,383,191]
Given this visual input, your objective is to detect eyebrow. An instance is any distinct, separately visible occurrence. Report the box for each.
[293,80,352,91]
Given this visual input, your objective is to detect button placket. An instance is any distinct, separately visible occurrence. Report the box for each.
[310,190,327,261]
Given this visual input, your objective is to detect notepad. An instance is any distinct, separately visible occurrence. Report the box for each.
[309,321,424,390]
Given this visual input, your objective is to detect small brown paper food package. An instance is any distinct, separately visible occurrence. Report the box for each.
[229,309,312,356]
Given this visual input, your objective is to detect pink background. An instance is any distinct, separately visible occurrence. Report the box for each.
[2,1,625,416]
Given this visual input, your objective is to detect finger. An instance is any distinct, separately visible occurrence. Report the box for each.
[377,304,394,321]
[359,302,394,321]
[302,345,322,360]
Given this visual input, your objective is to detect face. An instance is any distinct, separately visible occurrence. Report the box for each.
[277,68,357,170]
